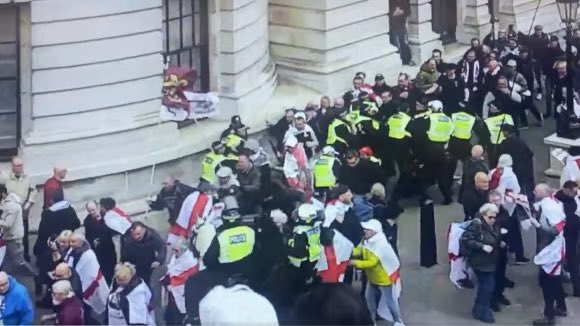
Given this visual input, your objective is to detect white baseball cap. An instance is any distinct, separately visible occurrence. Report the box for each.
[322,146,338,155]
[360,219,382,233]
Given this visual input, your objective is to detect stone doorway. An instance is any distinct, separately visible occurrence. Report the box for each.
[432,0,458,45]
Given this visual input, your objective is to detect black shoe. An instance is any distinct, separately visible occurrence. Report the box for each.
[573,290,580,297]
[497,296,511,306]
[490,302,501,312]
[503,278,516,288]
[515,256,530,265]
[555,308,567,317]
[458,278,475,289]
[533,317,555,326]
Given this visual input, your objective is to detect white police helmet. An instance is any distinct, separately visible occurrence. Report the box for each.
[428,100,443,112]
[297,203,317,222]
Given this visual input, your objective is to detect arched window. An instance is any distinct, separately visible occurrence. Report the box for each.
[162,0,210,92]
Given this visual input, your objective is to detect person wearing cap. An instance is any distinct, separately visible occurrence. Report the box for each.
[200,141,228,185]
[287,204,322,288]
[284,135,310,193]
[285,111,319,159]
[372,74,390,97]
[358,147,382,168]
[313,146,341,198]
[326,107,355,154]
[222,121,248,156]
[437,63,464,114]
[203,196,256,282]
[215,166,241,200]
[350,219,403,324]
[497,124,534,199]
[481,100,515,167]
[220,115,243,139]
[243,138,272,196]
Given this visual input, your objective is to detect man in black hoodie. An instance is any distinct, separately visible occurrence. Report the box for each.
[555,181,580,297]
[543,36,565,117]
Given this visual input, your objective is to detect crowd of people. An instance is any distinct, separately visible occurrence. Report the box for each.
[1,23,580,326]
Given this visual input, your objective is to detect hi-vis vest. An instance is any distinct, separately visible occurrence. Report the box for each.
[484,114,514,144]
[350,114,380,133]
[288,222,322,267]
[451,112,476,140]
[387,112,412,139]
[313,155,337,188]
[201,152,225,183]
[427,113,454,142]
[217,226,255,264]
[224,134,244,152]
[327,119,351,146]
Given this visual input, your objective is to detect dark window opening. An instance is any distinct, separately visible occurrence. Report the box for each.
[162,0,210,93]
[0,4,20,159]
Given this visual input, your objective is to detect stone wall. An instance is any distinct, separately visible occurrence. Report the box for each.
[268,0,398,96]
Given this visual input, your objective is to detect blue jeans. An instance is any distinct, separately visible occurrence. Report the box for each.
[365,283,402,322]
[473,270,495,317]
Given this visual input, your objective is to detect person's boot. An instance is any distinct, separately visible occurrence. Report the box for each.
[503,278,516,288]
[458,278,475,289]
[555,307,567,317]
[573,288,580,297]
[441,197,453,205]
[497,295,511,306]
[515,256,530,265]
[490,301,501,312]
[533,317,555,326]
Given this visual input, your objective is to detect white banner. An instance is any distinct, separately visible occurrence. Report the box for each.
[160,92,220,122]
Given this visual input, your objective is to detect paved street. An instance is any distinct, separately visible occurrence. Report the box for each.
[12,112,580,325]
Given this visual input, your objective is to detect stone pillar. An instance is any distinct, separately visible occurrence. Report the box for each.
[407,0,442,64]
[268,0,398,96]
[218,0,277,118]
[456,0,492,44]
[499,0,560,34]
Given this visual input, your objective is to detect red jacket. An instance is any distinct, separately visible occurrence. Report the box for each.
[56,297,84,325]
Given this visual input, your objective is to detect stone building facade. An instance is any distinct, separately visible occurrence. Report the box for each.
[0,0,567,228]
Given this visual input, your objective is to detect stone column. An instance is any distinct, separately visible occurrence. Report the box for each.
[268,0,398,96]
[407,0,442,64]
[219,0,277,118]
[456,0,492,44]
[499,0,560,34]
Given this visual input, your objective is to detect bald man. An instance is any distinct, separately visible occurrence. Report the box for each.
[43,166,67,210]
[0,271,34,325]
[0,157,38,261]
[459,145,489,205]
[48,262,83,302]
[461,172,490,220]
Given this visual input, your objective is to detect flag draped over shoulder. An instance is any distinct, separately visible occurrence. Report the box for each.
[317,230,353,283]
[74,249,109,315]
[104,207,132,235]
[167,191,213,245]
[165,250,199,313]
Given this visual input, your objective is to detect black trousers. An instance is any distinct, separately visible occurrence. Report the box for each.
[539,269,566,318]
[420,150,452,201]
[565,232,580,292]
[492,247,508,303]
[23,218,30,260]
[390,29,412,65]
[519,96,543,126]
[389,141,413,205]
[507,212,525,259]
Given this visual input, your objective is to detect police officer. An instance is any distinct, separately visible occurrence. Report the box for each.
[222,122,249,156]
[386,106,413,207]
[203,196,256,282]
[220,115,243,139]
[326,107,356,154]
[410,100,455,204]
[313,146,341,199]
[200,141,227,185]
[287,203,322,288]
[448,102,478,183]
[483,100,515,167]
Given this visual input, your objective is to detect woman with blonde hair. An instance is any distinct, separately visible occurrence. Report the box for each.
[107,262,155,325]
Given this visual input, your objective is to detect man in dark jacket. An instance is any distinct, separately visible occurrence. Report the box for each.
[236,154,262,214]
[84,201,117,284]
[389,0,413,65]
[544,37,565,117]
[460,145,489,203]
[555,181,580,297]
[438,63,464,114]
[462,172,490,221]
[148,176,194,225]
[498,125,535,198]
[338,149,385,196]
[121,222,167,284]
